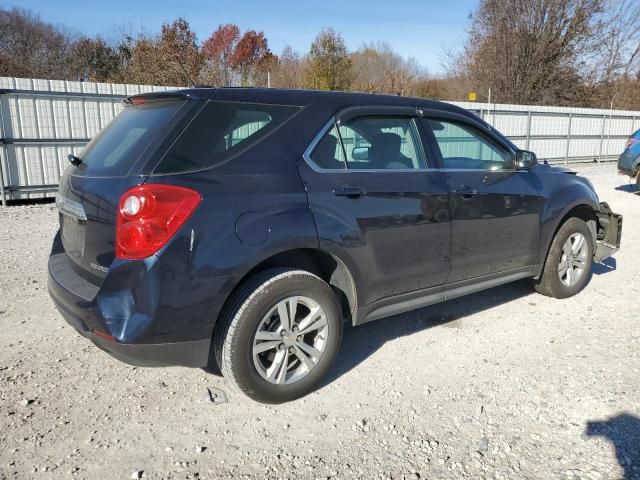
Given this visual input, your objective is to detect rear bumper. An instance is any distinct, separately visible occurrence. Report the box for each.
[47,236,213,368]
[49,275,211,367]
[54,295,209,367]
[594,202,623,263]
[617,152,639,177]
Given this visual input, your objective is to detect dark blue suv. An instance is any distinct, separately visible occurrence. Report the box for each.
[48,88,622,403]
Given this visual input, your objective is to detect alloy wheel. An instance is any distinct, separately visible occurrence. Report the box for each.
[252,296,329,385]
[558,232,588,287]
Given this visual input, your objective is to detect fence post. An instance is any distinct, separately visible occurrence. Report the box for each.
[0,92,6,207]
[597,113,606,163]
[0,151,6,207]
[526,110,532,150]
[565,113,572,166]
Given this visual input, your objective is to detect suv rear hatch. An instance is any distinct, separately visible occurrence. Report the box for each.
[56,93,201,285]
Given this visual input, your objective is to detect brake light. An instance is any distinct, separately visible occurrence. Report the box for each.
[626,137,639,149]
[127,96,148,106]
[116,184,202,259]
[94,330,115,342]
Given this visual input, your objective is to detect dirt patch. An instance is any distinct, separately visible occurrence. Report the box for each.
[1,164,638,479]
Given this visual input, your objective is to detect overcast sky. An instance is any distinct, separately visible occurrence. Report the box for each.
[11,0,478,74]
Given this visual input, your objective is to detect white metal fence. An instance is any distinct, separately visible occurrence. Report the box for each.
[0,77,176,205]
[457,101,638,164]
[1,76,638,205]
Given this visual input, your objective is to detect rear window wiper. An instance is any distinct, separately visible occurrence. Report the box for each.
[68,154,83,166]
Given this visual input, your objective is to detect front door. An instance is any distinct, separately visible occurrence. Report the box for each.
[298,110,451,306]
[423,117,544,283]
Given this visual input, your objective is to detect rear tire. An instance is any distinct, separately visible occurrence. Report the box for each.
[534,217,593,299]
[213,268,342,404]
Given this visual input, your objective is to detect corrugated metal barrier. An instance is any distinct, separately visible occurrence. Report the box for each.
[1,76,638,205]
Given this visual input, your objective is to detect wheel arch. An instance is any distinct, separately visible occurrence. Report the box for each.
[633,156,640,178]
[223,248,358,325]
[534,200,598,279]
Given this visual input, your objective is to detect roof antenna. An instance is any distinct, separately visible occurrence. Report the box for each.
[174,54,196,87]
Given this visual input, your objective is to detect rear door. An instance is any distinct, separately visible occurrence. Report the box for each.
[422,115,544,282]
[56,97,194,282]
[298,107,451,306]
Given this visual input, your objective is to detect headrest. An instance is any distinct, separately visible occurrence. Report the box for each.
[369,132,402,166]
[315,133,338,162]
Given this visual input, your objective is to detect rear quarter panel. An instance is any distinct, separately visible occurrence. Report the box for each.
[141,108,326,342]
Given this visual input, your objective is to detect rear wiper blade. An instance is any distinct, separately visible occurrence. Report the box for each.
[67,154,83,166]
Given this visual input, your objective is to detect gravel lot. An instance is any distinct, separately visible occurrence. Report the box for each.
[0,164,638,480]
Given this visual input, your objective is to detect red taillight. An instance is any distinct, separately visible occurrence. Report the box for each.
[94,330,116,342]
[626,137,639,149]
[116,184,202,259]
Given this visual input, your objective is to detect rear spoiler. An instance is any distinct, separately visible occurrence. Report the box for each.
[124,88,214,106]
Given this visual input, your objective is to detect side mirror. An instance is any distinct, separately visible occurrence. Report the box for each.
[516,150,537,169]
[351,147,369,161]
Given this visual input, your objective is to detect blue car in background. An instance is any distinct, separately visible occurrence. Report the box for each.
[618,129,640,188]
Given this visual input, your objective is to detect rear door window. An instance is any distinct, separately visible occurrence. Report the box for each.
[155,101,299,173]
[77,100,186,176]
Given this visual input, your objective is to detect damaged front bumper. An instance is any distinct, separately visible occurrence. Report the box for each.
[594,202,623,263]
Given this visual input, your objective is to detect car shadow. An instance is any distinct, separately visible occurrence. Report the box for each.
[585,413,640,479]
[614,184,639,194]
[1,197,56,206]
[204,280,536,380]
[323,279,534,386]
[593,257,617,275]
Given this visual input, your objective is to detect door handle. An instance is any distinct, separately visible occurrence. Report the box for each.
[453,185,479,198]
[333,186,366,198]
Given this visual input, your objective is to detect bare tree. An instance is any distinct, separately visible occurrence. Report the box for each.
[592,0,640,107]
[116,18,202,86]
[463,0,605,106]
[67,37,121,82]
[0,7,74,80]
[270,46,306,88]
[351,42,423,95]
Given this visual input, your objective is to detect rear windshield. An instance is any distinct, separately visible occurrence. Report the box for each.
[76,100,186,176]
[154,101,300,174]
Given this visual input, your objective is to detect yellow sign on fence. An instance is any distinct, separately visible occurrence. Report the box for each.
[468,91,477,101]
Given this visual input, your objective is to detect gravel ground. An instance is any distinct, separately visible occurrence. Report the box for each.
[0,164,638,480]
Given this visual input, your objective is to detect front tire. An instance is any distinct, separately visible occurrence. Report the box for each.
[213,269,343,403]
[534,217,594,298]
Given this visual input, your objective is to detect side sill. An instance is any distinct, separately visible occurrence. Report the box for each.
[357,267,533,325]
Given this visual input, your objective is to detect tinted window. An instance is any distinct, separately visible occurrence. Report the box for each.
[340,116,426,170]
[309,125,346,169]
[78,100,185,176]
[156,101,299,173]
[308,116,427,171]
[427,119,512,170]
